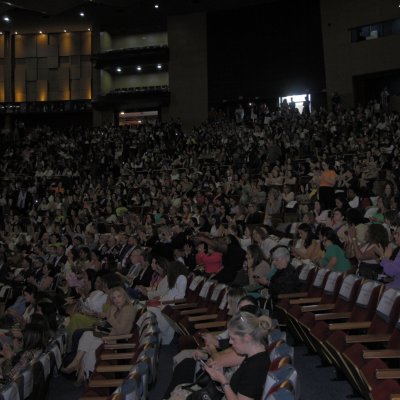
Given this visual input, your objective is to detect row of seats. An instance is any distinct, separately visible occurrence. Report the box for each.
[157,273,300,399]
[0,333,66,400]
[276,262,400,400]
[79,302,160,400]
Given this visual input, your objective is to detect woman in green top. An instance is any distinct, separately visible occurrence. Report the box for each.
[320,227,351,272]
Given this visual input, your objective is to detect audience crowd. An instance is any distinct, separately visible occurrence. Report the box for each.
[0,100,399,398]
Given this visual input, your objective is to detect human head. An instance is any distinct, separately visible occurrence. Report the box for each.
[227,287,246,316]
[23,323,47,351]
[228,311,272,347]
[246,244,266,267]
[297,223,314,248]
[23,284,38,305]
[110,287,131,309]
[366,224,389,247]
[271,247,290,270]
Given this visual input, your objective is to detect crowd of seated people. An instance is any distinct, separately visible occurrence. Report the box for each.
[0,100,399,397]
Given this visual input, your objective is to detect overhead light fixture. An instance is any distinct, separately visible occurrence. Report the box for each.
[79,11,85,17]
[39,30,43,34]
[14,31,18,35]
[88,28,91,31]
[0,32,3,35]
[157,64,162,69]
[120,111,125,115]
[3,16,10,22]
[64,29,67,33]
[154,4,159,8]
[136,66,142,71]
[116,67,122,72]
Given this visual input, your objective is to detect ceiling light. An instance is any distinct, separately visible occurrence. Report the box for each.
[136,66,142,71]
[14,31,18,35]
[154,4,159,8]
[3,16,10,22]
[157,64,162,69]
[79,12,85,17]
[0,32,3,35]
[116,67,122,72]
[88,28,91,31]
[120,111,125,115]
[39,30,43,34]
[64,29,67,33]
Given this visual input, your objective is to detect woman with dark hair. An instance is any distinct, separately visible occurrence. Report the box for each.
[137,256,170,299]
[335,193,349,212]
[197,233,246,284]
[292,223,321,262]
[5,284,38,328]
[245,244,270,293]
[252,226,277,258]
[370,196,391,224]
[1,323,46,382]
[348,223,389,280]
[319,227,351,272]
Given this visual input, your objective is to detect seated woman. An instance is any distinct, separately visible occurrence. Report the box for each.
[203,311,272,400]
[165,294,260,399]
[62,287,136,383]
[244,244,271,295]
[255,247,301,310]
[195,242,223,275]
[252,226,277,259]
[65,271,110,338]
[136,256,170,300]
[291,223,322,262]
[146,261,188,345]
[348,223,389,280]
[1,323,47,382]
[377,226,400,289]
[320,227,351,272]
[4,284,38,329]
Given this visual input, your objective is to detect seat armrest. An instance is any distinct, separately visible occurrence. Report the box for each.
[363,349,400,359]
[278,292,309,300]
[301,303,335,312]
[88,379,124,388]
[345,334,391,344]
[328,321,371,331]
[96,364,132,373]
[103,343,136,350]
[376,369,400,379]
[180,308,209,316]
[188,314,218,322]
[290,297,322,305]
[100,351,135,361]
[314,312,351,321]
[194,321,227,330]
[103,334,133,342]
[172,303,199,310]
[162,298,187,305]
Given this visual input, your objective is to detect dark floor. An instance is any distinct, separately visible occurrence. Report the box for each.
[48,340,362,400]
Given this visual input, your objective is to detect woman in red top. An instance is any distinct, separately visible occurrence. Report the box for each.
[195,242,222,274]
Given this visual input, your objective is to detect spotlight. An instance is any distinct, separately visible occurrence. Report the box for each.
[154,4,159,9]
[14,31,18,35]
[120,111,125,115]
[136,66,142,71]
[3,16,10,22]
[116,67,122,72]
[64,29,67,33]
[157,64,162,69]
[88,28,91,31]
[39,30,43,34]
[79,12,85,17]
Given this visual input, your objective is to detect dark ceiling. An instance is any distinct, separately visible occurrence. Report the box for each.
[0,0,275,34]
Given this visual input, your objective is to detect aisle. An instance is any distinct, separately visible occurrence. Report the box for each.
[48,374,85,400]
[293,344,363,400]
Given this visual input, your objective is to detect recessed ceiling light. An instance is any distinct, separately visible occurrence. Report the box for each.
[116,67,122,72]
[39,30,43,34]
[14,31,18,35]
[3,16,10,22]
[157,64,162,69]
[64,29,67,33]
[154,4,159,9]
[137,66,142,71]
[88,28,91,31]
[0,32,3,35]
[120,111,125,115]
[79,12,85,17]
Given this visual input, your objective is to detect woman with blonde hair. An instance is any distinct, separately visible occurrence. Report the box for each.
[204,311,273,400]
[62,287,136,383]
